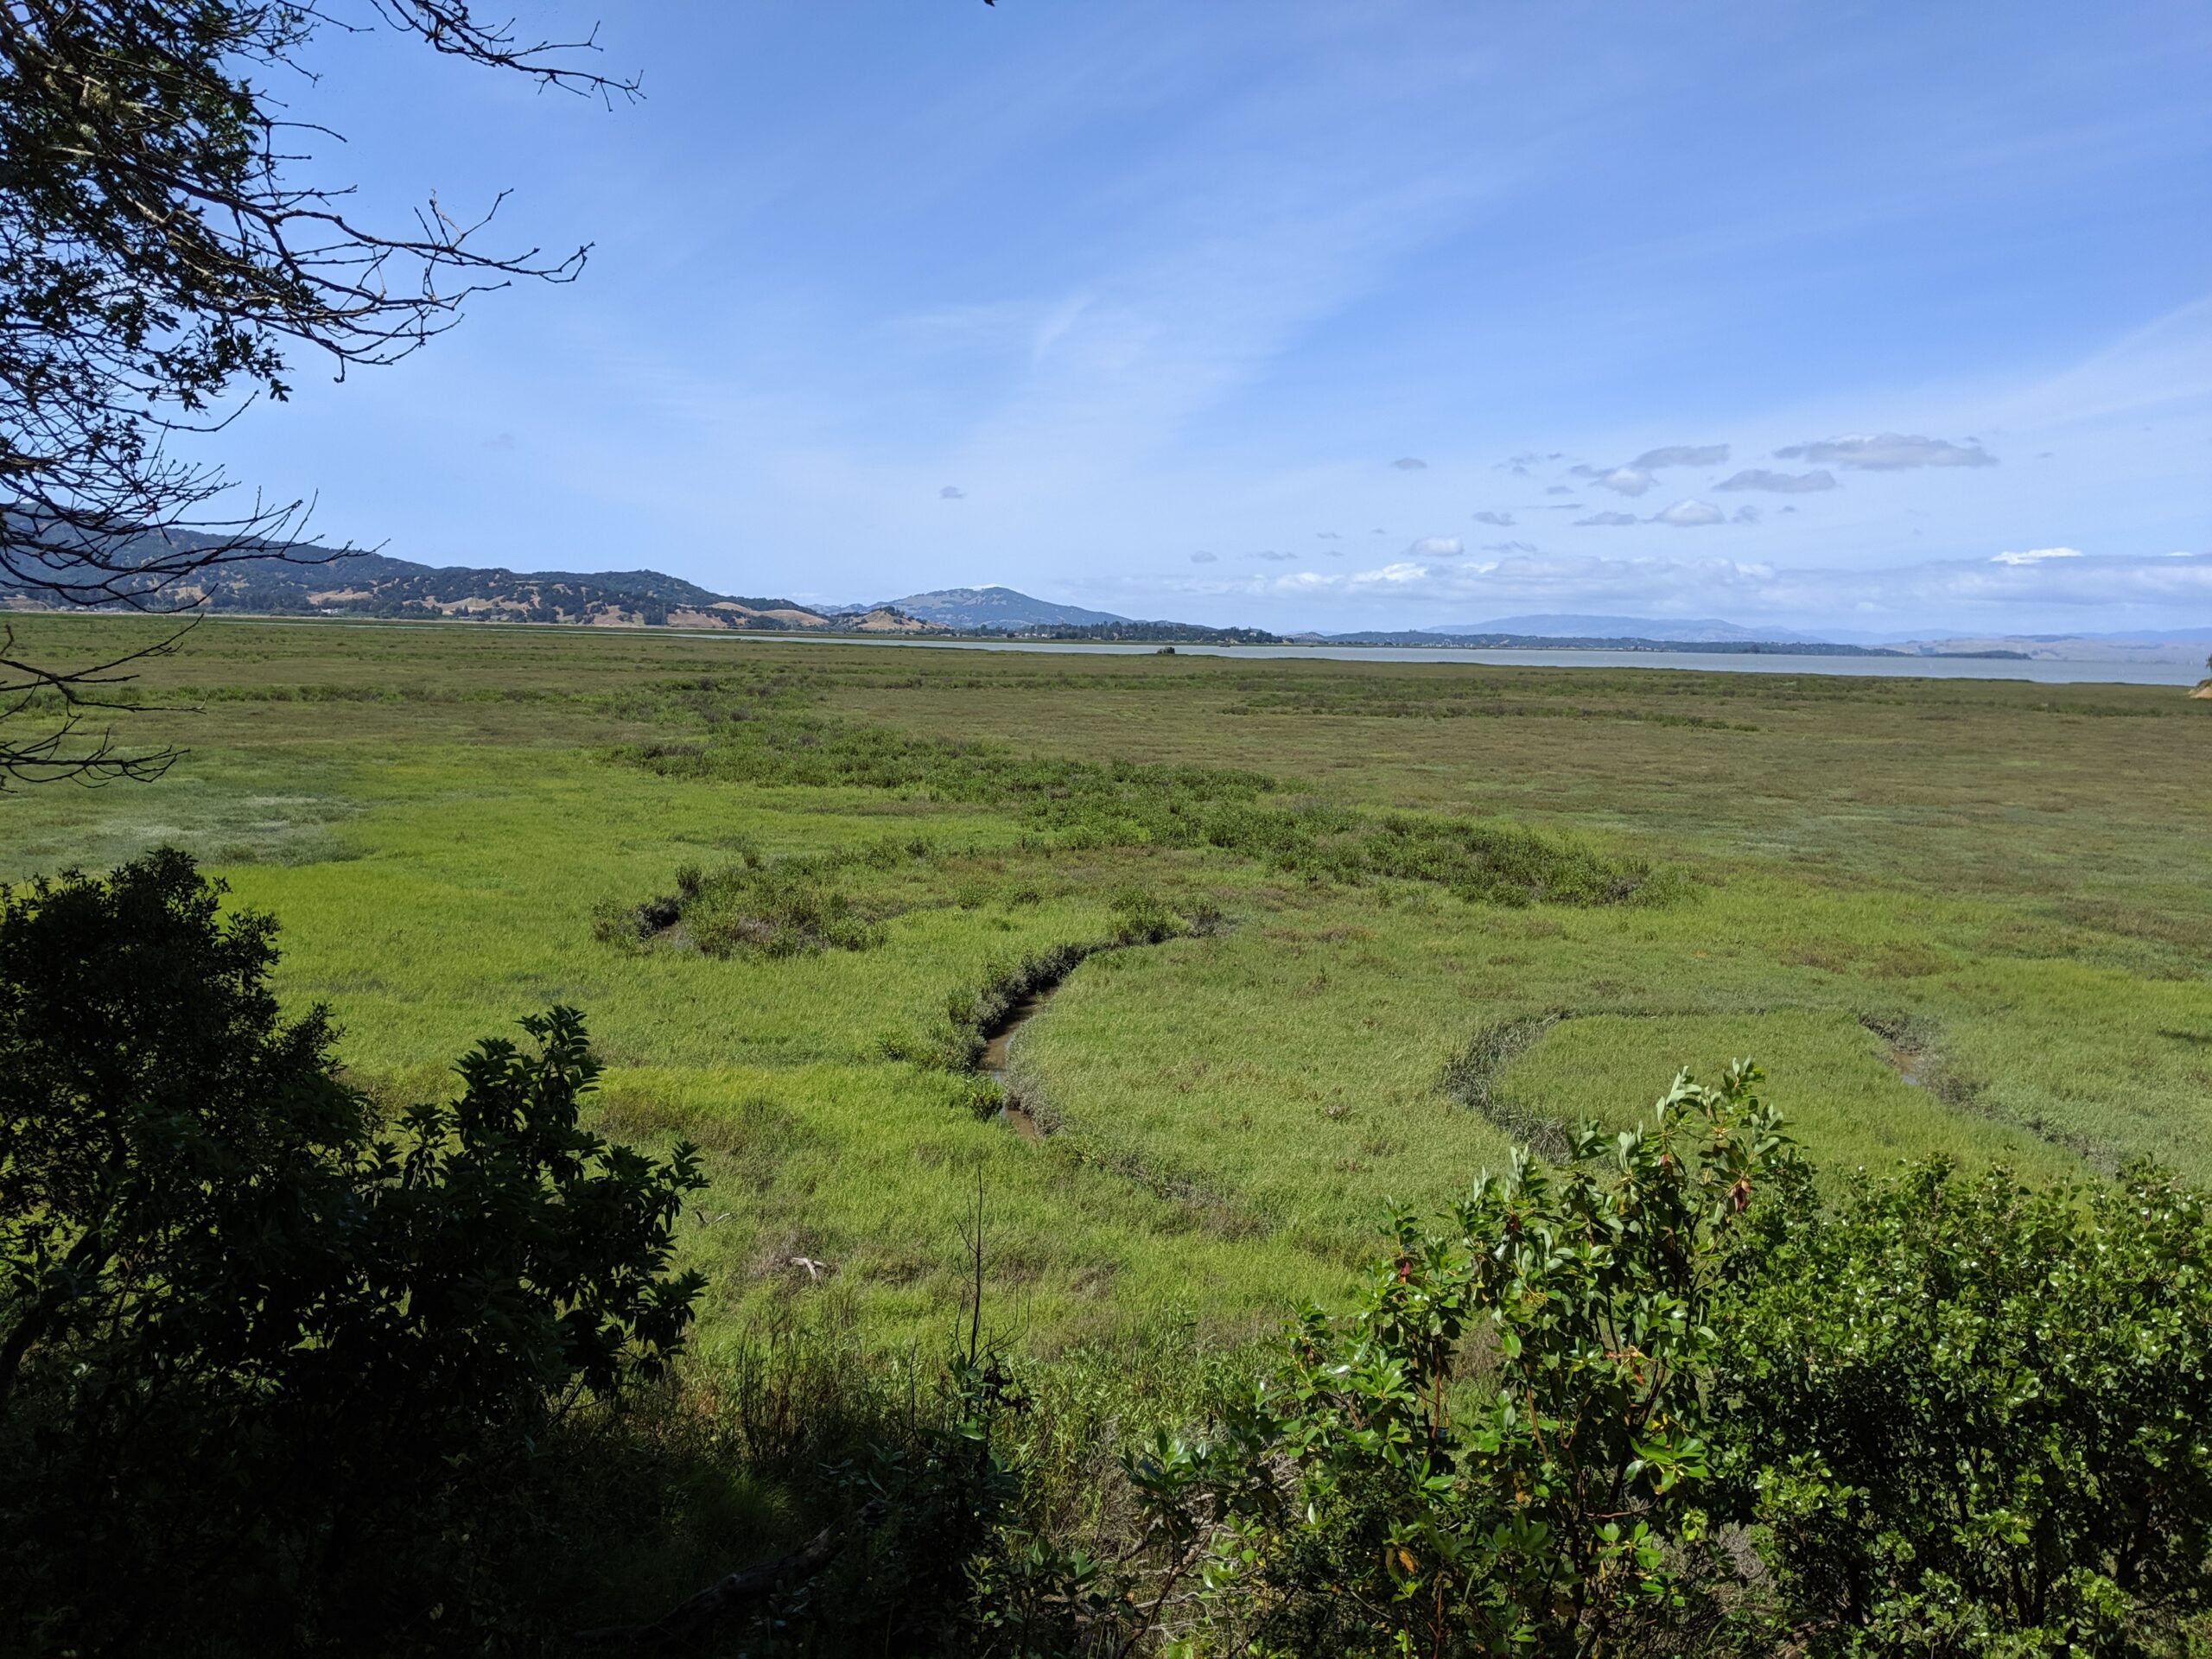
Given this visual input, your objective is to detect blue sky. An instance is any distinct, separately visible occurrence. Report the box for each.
[208,1,2211,634]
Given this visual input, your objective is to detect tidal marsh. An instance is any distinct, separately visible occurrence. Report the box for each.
[3,612,2207,1357]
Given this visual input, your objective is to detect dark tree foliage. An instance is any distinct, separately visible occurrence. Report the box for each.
[0,2,629,783]
[0,849,705,1652]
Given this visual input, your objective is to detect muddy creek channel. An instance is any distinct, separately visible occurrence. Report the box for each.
[980,986,1051,1140]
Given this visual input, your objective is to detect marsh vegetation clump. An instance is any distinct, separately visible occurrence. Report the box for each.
[596,841,945,958]
[623,697,1671,910]
[682,861,885,958]
[1352,813,1673,906]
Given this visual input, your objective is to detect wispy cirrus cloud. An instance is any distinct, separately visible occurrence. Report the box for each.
[1650,499,1727,527]
[1715,467,1835,493]
[1175,550,2212,627]
[1775,433,1996,468]
[1573,510,1639,526]
[1630,443,1730,468]
[1472,511,1516,526]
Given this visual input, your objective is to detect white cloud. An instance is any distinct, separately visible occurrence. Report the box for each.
[1650,499,1726,527]
[1192,551,2212,626]
[1392,456,1428,470]
[1574,510,1639,526]
[1471,511,1516,526]
[1775,433,1996,469]
[1188,550,1217,563]
[1715,467,1836,493]
[1351,561,1432,587]
[1732,505,1760,524]
[939,485,967,499]
[1989,545,2083,565]
[1256,549,1298,561]
[1630,443,1731,468]
[1408,535,1464,557]
[1483,539,1540,553]
[1568,462,1658,495]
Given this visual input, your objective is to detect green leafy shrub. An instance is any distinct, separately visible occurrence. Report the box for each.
[1129,1071,2212,1658]
[0,851,706,1652]
[1133,1064,1800,1657]
[1715,1159,2212,1657]
[1109,885,1183,944]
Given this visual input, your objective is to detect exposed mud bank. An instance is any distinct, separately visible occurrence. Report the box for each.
[980,984,1054,1139]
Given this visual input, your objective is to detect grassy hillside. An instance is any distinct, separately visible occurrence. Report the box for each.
[5,612,2207,1360]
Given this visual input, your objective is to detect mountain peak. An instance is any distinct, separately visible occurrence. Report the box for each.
[878,586,1128,629]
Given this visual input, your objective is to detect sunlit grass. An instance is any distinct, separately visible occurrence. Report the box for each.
[3,611,2207,1357]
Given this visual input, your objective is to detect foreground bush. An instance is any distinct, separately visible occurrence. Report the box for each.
[1130,1065,1799,1657]
[0,851,705,1652]
[1719,1160,2212,1656]
[1134,1071,2212,1659]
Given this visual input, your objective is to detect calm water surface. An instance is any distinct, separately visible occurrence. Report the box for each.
[227,615,2202,687]
[758,635,2199,687]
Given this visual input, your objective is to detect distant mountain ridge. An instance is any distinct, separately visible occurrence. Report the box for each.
[868,585,1125,629]
[1,537,940,633]
[7,544,2201,658]
[863,585,1276,641]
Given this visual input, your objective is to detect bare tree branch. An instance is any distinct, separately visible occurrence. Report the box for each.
[0,1,629,782]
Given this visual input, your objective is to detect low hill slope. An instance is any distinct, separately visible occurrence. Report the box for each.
[1,537,945,633]
[873,585,1127,629]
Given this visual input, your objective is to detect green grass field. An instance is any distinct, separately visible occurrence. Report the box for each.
[6,612,2209,1357]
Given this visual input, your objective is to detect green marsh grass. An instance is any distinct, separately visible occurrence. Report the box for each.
[3,612,2207,1361]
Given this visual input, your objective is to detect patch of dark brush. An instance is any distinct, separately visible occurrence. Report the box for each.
[594,838,940,959]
